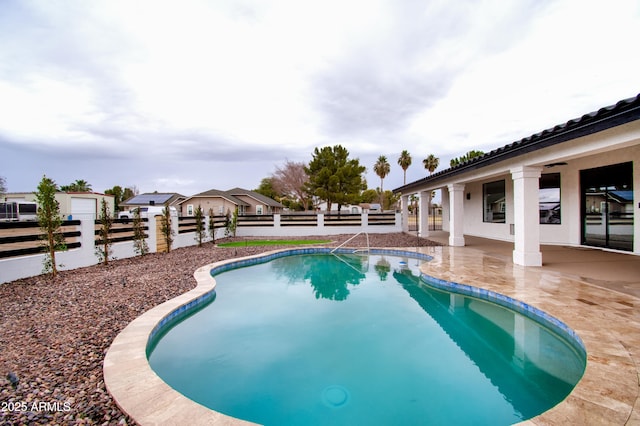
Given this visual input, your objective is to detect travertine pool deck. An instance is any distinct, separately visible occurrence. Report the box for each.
[104,242,640,425]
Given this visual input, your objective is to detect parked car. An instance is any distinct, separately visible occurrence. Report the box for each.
[118,206,177,220]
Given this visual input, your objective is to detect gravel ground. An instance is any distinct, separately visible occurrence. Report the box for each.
[0,233,439,425]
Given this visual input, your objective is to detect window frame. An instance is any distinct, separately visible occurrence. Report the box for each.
[539,173,561,224]
[483,180,506,223]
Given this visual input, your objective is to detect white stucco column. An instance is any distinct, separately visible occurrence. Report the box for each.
[401,194,410,233]
[419,190,430,237]
[441,187,450,232]
[511,166,543,266]
[448,184,465,246]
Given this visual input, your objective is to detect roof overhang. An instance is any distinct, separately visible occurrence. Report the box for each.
[394,94,640,194]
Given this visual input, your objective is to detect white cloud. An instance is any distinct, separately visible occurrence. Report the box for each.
[407,0,640,158]
[0,0,638,194]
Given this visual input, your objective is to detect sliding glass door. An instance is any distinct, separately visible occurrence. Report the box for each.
[581,162,634,251]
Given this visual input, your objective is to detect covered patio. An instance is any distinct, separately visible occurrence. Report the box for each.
[395,94,640,267]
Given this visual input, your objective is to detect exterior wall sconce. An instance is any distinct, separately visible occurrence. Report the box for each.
[544,162,568,168]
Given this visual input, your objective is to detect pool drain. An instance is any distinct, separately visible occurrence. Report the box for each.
[322,385,350,408]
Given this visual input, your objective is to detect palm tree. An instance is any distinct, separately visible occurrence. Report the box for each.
[373,155,391,209]
[423,154,439,175]
[450,150,484,167]
[397,150,412,185]
[422,154,440,220]
[73,179,92,192]
[61,179,92,192]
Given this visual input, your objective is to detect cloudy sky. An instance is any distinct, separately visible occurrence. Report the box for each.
[1,0,639,197]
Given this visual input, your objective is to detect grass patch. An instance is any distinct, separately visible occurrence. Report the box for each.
[217,239,331,247]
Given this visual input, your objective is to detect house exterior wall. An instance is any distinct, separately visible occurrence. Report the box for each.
[233,195,260,214]
[405,119,640,260]
[182,197,238,216]
[6,192,115,220]
[448,144,639,248]
[232,195,282,214]
[460,178,515,242]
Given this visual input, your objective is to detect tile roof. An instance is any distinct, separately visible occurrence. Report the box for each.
[394,93,640,193]
[188,189,248,206]
[184,188,284,208]
[227,187,284,207]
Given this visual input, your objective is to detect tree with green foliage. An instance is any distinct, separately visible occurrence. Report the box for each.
[279,197,306,211]
[35,175,66,277]
[381,190,401,211]
[104,186,123,213]
[421,154,440,214]
[409,194,419,214]
[423,154,440,175]
[225,208,238,237]
[359,188,378,204]
[194,205,205,246]
[208,208,217,243]
[60,179,92,192]
[132,207,149,255]
[397,150,412,185]
[160,206,174,253]
[123,186,136,201]
[304,145,366,212]
[254,178,279,201]
[450,150,484,167]
[105,185,137,214]
[95,198,114,265]
[374,155,391,207]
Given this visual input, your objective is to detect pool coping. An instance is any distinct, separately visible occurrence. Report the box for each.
[103,247,638,425]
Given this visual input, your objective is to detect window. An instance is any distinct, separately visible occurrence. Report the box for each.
[186,204,194,216]
[483,180,505,223]
[256,205,264,215]
[539,173,561,224]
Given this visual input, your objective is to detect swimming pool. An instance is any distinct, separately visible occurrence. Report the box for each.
[147,250,586,425]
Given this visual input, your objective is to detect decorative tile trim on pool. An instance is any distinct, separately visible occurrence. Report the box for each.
[420,274,587,357]
[146,247,585,364]
[104,246,639,426]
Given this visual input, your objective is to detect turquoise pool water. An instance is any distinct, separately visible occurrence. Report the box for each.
[148,251,586,425]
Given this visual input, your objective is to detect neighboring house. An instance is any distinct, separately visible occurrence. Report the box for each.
[394,94,640,266]
[179,188,283,216]
[4,192,115,220]
[120,193,185,213]
[361,203,382,213]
